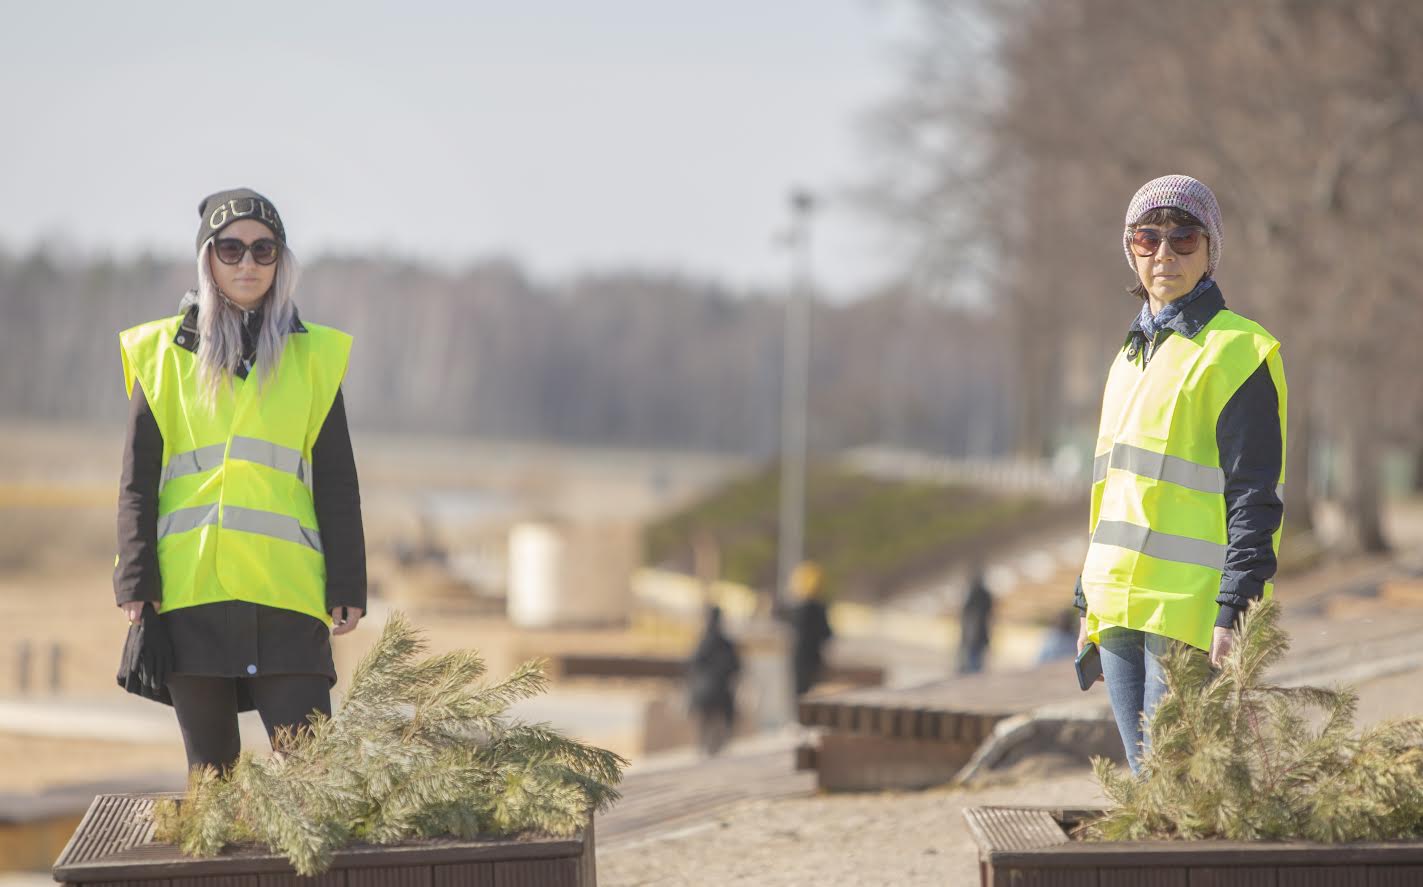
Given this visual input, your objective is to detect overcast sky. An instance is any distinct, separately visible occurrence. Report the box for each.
[1,1,914,296]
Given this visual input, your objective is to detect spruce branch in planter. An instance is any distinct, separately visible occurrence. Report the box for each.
[1082,598,1423,843]
[153,612,627,875]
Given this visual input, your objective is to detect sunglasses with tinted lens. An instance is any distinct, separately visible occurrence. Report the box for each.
[1128,225,1206,258]
[214,237,281,266]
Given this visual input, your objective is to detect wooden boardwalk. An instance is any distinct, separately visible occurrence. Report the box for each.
[798,569,1423,792]
[597,740,815,846]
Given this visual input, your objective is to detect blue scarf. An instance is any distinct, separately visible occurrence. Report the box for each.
[1137,277,1214,340]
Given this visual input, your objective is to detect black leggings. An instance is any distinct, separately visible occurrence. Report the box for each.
[166,674,332,772]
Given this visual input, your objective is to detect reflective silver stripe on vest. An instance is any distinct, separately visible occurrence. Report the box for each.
[161,444,227,491]
[229,436,311,488]
[156,503,220,539]
[1092,443,1225,495]
[1096,444,1286,504]
[1091,520,1226,571]
[221,505,323,554]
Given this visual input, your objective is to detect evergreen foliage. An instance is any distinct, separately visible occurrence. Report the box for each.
[153,612,627,875]
[1083,599,1423,843]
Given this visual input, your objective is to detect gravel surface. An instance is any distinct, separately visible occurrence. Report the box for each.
[599,763,1106,886]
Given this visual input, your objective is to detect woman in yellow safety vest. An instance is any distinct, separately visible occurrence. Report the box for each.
[114,189,366,772]
[1072,175,1287,776]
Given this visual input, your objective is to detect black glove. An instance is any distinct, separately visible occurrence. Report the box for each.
[116,603,175,706]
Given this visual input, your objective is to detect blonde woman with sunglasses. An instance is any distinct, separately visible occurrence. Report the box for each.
[114,189,366,772]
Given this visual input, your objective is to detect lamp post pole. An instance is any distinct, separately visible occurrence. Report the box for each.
[776,188,816,617]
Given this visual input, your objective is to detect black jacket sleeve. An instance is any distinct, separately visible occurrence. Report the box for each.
[312,388,368,612]
[1213,359,1285,629]
[115,379,163,605]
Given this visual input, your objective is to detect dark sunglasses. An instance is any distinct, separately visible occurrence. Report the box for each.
[1128,225,1206,258]
[214,237,281,266]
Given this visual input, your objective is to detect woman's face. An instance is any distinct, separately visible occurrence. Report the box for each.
[208,219,279,309]
[1132,224,1210,303]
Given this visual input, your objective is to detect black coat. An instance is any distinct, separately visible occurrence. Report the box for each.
[960,576,992,654]
[687,624,740,714]
[113,299,367,707]
[790,599,833,695]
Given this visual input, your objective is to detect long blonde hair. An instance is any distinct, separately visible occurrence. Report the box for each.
[193,237,302,409]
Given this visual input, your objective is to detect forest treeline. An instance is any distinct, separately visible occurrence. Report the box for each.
[0,249,1011,458]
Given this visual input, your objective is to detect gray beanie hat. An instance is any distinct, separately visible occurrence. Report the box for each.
[1123,175,1222,277]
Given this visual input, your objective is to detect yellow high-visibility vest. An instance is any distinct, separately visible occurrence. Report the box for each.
[119,314,352,625]
[1081,309,1287,652]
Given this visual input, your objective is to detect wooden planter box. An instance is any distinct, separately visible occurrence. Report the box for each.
[965,805,1423,886]
[53,793,595,886]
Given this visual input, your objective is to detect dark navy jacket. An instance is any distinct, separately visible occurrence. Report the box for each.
[1073,283,1284,631]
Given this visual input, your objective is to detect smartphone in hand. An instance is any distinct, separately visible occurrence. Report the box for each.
[1075,641,1102,691]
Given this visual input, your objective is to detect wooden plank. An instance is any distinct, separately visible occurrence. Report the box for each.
[990,868,1096,887]
[171,878,259,887]
[347,867,431,886]
[992,841,1423,868]
[1187,869,1276,887]
[259,873,347,887]
[1276,867,1367,887]
[962,807,1069,855]
[1368,867,1423,887]
[575,816,596,887]
[793,743,818,771]
[54,793,586,881]
[433,862,496,886]
[492,858,579,886]
[1100,868,1187,887]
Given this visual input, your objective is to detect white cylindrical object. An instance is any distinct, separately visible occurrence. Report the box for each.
[507,520,638,628]
[507,522,566,628]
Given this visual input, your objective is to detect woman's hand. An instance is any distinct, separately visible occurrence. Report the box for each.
[1078,616,1104,682]
[331,606,364,636]
[120,601,146,624]
[1209,626,1234,668]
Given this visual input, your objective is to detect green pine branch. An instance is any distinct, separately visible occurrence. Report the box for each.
[153,611,627,876]
[1081,598,1423,843]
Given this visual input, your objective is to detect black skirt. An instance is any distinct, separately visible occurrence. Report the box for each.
[162,600,337,712]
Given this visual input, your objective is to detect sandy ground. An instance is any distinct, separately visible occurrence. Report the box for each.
[599,759,1106,886]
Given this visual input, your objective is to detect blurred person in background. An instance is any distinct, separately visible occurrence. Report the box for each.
[1072,175,1287,776]
[114,189,367,773]
[1035,608,1081,665]
[686,605,741,757]
[788,561,834,697]
[956,565,993,674]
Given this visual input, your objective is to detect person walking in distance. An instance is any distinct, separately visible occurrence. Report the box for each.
[114,189,367,772]
[956,566,993,675]
[686,605,741,756]
[788,561,834,697]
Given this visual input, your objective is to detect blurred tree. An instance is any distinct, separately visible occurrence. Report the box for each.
[867,0,1423,551]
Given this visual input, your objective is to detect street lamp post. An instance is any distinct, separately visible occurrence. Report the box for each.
[776,188,816,617]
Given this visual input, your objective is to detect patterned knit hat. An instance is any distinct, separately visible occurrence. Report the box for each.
[1123,175,1222,276]
[196,188,285,254]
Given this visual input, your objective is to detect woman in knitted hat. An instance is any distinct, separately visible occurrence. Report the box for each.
[1071,175,1287,776]
[113,189,367,772]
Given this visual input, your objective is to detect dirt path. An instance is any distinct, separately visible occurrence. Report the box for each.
[599,761,1104,886]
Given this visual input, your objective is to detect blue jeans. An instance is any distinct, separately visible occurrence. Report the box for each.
[1098,627,1196,775]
